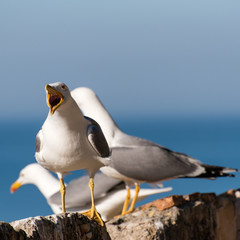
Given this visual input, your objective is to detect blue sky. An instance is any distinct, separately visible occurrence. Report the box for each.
[1,1,240,121]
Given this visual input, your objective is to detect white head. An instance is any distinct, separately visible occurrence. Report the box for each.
[10,163,51,193]
[45,82,72,115]
[71,87,102,115]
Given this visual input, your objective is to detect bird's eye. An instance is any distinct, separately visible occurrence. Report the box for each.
[61,84,66,90]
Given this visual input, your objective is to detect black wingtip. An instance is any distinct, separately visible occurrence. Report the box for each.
[182,164,238,179]
[196,164,238,179]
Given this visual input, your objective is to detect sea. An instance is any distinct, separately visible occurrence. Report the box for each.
[1,116,240,223]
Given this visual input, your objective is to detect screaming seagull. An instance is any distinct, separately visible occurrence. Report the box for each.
[35,82,110,225]
[71,87,238,215]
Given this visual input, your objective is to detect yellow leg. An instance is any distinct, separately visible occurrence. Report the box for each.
[89,178,95,217]
[60,178,66,213]
[81,178,104,226]
[125,183,140,214]
[121,187,131,215]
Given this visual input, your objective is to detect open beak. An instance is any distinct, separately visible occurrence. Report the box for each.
[45,85,64,114]
[10,181,22,193]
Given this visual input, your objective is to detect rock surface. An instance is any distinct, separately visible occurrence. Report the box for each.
[0,221,26,240]
[1,190,240,239]
[106,190,240,240]
[4,213,110,240]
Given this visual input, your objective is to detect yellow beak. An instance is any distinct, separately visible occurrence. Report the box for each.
[10,181,22,193]
[45,85,64,114]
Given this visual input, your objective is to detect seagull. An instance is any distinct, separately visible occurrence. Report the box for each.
[10,163,172,220]
[35,82,111,225]
[71,87,238,215]
[11,163,60,213]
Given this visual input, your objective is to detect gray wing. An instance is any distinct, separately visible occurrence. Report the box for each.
[48,172,123,208]
[115,131,166,147]
[110,146,204,182]
[85,116,110,158]
[35,129,43,153]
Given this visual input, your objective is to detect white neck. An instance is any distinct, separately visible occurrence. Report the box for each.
[48,97,85,125]
[72,90,122,146]
[32,168,60,199]
[43,97,88,144]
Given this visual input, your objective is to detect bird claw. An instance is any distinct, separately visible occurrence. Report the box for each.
[125,208,135,215]
[81,208,104,226]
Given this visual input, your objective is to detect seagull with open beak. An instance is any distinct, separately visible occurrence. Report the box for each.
[34,82,110,226]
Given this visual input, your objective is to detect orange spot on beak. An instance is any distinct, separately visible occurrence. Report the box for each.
[10,181,22,193]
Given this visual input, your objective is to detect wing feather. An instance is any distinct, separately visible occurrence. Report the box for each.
[110,146,203,182]
[85,116,110,158]
[35,130,43,153]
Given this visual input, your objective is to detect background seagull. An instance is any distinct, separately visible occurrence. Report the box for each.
[35,82,110,225]
[71,87,238,215]
[10,163,172,220]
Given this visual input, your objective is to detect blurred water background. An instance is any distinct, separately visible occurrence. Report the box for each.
[1,115,239,222]
[1,0,240,223]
